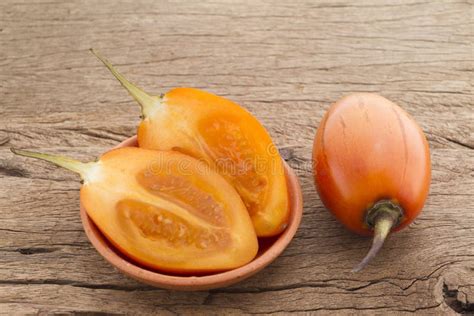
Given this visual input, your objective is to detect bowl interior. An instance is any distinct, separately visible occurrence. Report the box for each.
[80,136,303,290]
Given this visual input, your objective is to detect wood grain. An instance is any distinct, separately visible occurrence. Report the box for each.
[1,0,472,314]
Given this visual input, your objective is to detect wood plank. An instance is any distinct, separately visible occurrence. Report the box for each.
[0,0,472,314]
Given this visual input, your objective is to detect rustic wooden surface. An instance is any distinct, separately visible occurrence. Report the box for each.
[1,0,473,314]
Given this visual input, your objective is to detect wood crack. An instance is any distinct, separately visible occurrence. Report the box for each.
[0,279,155,292]
[14,247,58,255]
[425,131,474,150]
[59,127,131,143]
[0,135,10,146]
[442,136,474,150]
[443,282,474,313]
[0,164,28,178]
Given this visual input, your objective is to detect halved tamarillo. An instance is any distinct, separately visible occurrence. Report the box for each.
[312,93,431,271]
[12,147,258,274]
[90,49,289,237]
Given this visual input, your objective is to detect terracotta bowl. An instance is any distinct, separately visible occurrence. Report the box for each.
[80,136,303,291]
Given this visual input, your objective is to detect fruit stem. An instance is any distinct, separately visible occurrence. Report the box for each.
[90,48,159,119]
[10,148,94,179]
[352,202,402,272]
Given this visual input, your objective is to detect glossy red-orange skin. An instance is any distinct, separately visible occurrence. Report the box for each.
[312,93,431,236]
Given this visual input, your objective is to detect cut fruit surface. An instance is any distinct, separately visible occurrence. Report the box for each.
[91,50,289,237]
[13,147,258,274]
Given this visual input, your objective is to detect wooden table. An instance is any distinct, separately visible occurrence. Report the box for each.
[1,0,472,314]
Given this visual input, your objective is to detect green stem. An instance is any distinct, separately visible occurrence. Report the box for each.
[10,148,94,179]
[352,202,402,272]
[90,48,159,119]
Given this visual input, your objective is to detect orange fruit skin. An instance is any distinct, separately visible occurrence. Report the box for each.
[312,93,431,236]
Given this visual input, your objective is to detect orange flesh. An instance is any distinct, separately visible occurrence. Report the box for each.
[312,93,431,235]
[137,88,289,236]
[117,199,231,250]
[137,172,227,226]
[198,116,267,216]
[80,147,258,273]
